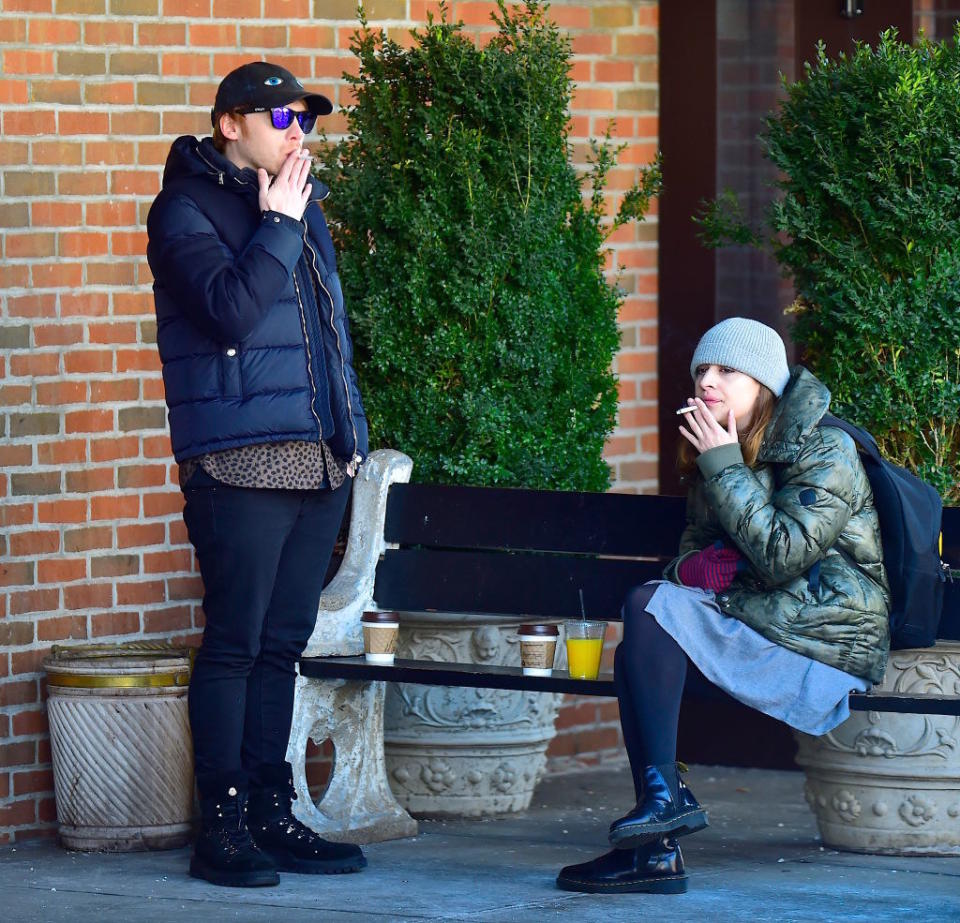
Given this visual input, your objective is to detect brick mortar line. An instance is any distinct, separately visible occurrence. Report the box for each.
[0,532,184,543]
[1,509,180,518]
[0,506,182,517]
[0,604,198,615]
[3,479,177,488]
[0,27,659,40]
[1,482,180,489]
[7,374,163,380]
[1,297,155,304]
[8,58,653,67]
[1,613,197,627]
[4,559,194,568]
[3,498,182,507]
[1,313,157,321]
[3,542,191,552]
[2,120,655,134]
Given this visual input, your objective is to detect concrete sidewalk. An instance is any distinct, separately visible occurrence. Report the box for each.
[2,764,958,922]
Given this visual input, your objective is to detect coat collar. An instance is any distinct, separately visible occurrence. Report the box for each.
[165,136,330,202]
[756,366,831,464]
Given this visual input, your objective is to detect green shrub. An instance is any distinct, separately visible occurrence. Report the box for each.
[700,29,960,503]
[318,1,660,490]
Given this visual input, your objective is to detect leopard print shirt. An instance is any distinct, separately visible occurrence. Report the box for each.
[179,440,347,491]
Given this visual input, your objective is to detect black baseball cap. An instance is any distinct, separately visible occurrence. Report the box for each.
[211,61,333,126]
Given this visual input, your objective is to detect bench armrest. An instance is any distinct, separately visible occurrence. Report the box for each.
[301,448,413,657]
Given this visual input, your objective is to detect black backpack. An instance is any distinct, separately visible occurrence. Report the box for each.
[820,414,947,649]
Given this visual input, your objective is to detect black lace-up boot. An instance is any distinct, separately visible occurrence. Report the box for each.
[247,763,367,874]
[189,775,279,888]
[608,762,709,848]
[556,836,688,894]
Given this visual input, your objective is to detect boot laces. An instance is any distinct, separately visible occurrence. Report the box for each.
[214,797,257,855]
[265,807,314,842]
[259,787,308,839]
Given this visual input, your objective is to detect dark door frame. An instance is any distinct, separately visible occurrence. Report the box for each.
[658,0,718,496]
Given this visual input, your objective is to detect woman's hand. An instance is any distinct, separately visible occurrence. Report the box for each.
[677,541,744,591]
[679,397,739,454]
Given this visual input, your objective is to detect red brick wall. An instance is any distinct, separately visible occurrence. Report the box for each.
[915,0,960,39]
[0,0,658,841]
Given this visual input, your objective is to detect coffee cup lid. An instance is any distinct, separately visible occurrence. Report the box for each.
[518,624,559,637]
[362,611,399,624]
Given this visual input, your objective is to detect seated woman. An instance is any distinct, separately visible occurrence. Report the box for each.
[556,317,890,895]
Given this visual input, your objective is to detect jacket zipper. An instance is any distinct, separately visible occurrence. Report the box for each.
[302,223,361,476]
[195,150,342,459]
[292,272,324,439]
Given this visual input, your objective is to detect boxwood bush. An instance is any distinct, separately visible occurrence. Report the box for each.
[318,1,660,490]
[700,30,960,503]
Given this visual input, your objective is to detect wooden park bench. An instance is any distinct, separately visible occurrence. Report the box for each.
[286,449,960,842]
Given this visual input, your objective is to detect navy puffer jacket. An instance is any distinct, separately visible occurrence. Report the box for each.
[146,136,368,467]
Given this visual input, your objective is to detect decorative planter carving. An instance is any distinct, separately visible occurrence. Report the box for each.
[794,641,960,855]
[384,616,566,816]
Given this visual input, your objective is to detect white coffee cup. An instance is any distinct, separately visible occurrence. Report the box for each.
[518,624,560,676]
[361,612,399,664]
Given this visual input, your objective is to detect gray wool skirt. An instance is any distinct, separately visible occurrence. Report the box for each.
[641,581,870,736]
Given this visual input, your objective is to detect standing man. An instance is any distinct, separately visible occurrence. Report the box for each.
[147,62,368,888]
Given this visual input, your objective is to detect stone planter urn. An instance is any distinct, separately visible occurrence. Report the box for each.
[383,615,566,816]
[794,641,960,855]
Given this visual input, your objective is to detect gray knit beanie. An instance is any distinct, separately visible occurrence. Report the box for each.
[690,317,790,396]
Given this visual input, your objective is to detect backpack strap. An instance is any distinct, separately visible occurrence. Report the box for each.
[819,413,883,465]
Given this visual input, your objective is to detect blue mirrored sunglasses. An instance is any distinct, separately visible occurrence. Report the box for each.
[238,106,317,133]
[268,107,317,133]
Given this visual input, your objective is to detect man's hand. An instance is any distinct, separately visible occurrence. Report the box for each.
[258,150,311,221]
[678,397,738,455]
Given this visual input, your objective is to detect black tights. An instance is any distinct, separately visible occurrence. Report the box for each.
[614,583,688,800]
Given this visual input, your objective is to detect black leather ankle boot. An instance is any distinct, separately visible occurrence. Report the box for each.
[608,762,708,848]
[556,837,688,894]
[247,763,366,875]
[189,775,279,888]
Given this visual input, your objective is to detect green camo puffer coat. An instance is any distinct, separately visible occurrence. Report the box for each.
[665,367,890,683]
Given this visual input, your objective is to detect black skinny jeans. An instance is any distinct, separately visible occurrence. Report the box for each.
[182,468,351,794]
[614,582,689,799]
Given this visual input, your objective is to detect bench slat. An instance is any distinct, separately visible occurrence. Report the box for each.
[299,656,960,716]
[374,549,664,620]
[299,656,615,695]
[848,691,960,716]
[383,483,687,556]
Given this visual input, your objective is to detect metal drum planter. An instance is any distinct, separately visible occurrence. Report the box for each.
[43,642,194,851]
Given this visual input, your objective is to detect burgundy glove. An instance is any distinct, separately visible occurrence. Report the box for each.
[678,541,743,592]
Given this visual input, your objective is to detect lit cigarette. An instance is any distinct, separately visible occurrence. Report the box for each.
[676,405,698,416]
[298,150,312,160]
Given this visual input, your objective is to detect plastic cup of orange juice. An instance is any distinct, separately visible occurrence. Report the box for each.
[564,620,606,680]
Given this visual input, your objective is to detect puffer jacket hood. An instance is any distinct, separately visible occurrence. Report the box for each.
[666,366,891,683]
[163,134,220,187]
[147,135,366,466]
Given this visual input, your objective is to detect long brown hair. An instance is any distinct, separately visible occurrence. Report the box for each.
[677,384,777,476]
